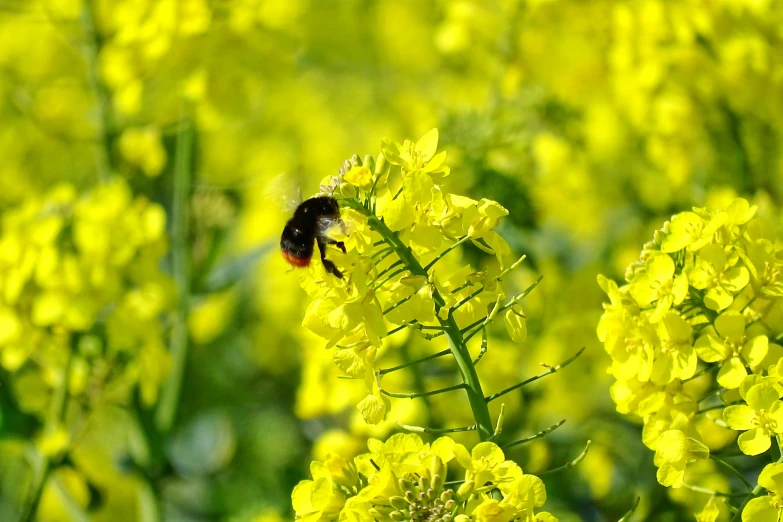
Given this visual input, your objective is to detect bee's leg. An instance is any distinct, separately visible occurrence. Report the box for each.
[320,234,347,254]
[317,238,343,279]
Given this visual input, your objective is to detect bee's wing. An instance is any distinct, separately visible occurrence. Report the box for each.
[264,172,303,213]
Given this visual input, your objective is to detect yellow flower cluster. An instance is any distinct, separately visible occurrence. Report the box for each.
[1,178,172,412]
[598,198,783,516]
[296,129,528,425]
[293,433,556,522]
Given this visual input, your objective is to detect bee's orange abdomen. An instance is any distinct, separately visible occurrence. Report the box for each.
[282,250,311,267]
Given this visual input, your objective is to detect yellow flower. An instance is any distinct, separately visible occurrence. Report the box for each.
[650,311,696,384]
[695,311,768,389]
[454,442,514,488]
[292,461,347,522]
[743,463,783,521]
[661,211,725,253]
[687,243,749,311]
[629,254,688,322]
[653,429,709,488]
[380,128,449,178]
[724,383,783,455]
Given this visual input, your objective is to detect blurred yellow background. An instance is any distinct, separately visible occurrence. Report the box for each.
[0,0,782,520]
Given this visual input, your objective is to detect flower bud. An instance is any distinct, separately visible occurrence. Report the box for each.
[457,480,474,501]
[339,183,357,199]
[374,153,389,176]
[363,155,375,172]
[390,496,408,511]
[429,457,446,490]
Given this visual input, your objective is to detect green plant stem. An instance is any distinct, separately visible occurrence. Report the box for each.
[80,0,113,181]
[618,497,641,522]
[423,236,470,271]
[710,456,753,491]
[397,422,476,434]
[683,484,746,498]
[539,440,591,477]
[503,419,566,450]
[379,349,450,376]
[486,347,585,402]
[21,345,74,522]
[381,383,466,399]
[731,436,783,521]
[347,201,495,441]
[156,117,193,433]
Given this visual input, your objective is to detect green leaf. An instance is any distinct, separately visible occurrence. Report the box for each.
[199,242,274,293]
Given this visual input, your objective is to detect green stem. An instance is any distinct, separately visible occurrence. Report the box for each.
[539,440,591,477]
[379,349,450,376]
[486,347,585,402]
[381,383,466,399]
[503,419,566,450]
[731,435,783,521]
[347,201,495,441]
[710,455,753,491]
[397,422,476,434]
[423,236,470,271]
[21,342,74,522]
[80,0,114,181]
[156,116,193,433]
[683,483,747,498]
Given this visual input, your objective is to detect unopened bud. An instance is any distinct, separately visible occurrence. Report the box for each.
[390,496,408,510]
[457,480,474,501]
[363,155,375,172]
[375,153,389,176]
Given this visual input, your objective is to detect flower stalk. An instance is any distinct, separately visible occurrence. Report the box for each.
[345,201,496,441]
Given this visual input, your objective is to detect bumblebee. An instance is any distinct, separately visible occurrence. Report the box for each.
[280,196,346,278]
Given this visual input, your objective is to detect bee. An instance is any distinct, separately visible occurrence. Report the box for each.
[280,196,347,278]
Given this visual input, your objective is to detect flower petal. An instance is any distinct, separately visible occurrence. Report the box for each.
[747,383,779,412]
[738,428,771,456]
[715,311,746,341]
[717,357,748,389]
[723,404,756,431]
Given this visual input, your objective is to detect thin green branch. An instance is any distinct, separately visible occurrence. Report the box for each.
[731,435,783,521]
[697,401,742,415]
[374,260,403,280]
[462,297,502,344]
[618,497,640,522]
[683,483,747,498]
[155,116,193,433]
[503,420,567,450]
[80,0,113,181]
[424,236,470,271]
[383,294,413,315]
[457,275,542,333]
[379,349,450,376]
[472,328,488,365]
[493,404,505,437]
[340,199,496,441]
[683,364,719,383]
[380,383,466,399]
[21,341,74,522]
[371,267,407,291]
[710,455,753,491]
[485,347,585,402]
[539,440,591,477]
[397,422,476,434]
